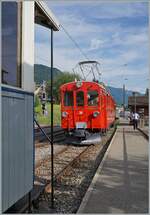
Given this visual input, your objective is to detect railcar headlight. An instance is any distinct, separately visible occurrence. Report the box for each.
[62,111,68,118]
[93,111,100,118]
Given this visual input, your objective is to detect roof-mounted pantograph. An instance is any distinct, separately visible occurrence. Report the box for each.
[73,60,101,82]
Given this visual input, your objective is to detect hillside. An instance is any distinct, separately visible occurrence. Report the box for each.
[108,86,133,106]
[34,64,62,84]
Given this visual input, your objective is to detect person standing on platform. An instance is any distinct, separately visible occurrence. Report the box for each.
[132,112,140,130]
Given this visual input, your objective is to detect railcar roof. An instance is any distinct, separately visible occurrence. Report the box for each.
[60,81,107,91]
[61,81,115,99]
[78,61,100,65]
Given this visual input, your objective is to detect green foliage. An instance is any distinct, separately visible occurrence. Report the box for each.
[34,95,40,108]
[46,71,81,103]
[35,103,61,126]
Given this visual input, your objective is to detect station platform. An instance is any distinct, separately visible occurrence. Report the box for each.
[78,125,149,213]
[139,126,149,136]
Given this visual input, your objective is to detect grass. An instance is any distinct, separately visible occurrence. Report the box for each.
[35,103,61,126]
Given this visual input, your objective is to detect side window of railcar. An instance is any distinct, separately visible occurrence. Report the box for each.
[76,91,84,106]
[87,90,99,106]
[2,2,22,87]
[107,95,109,109]
[101,91,104,107]
[64,91,73,106]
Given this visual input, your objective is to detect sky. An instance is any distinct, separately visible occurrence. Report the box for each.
[35,1,149,93]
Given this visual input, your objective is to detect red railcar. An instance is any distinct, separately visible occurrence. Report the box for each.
[60,80,116,137]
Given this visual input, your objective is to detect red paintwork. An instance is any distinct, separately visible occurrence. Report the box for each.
[60,81,116,131]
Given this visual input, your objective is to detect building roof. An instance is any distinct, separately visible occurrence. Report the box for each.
[128,95,149,106]
[35,1,60,31]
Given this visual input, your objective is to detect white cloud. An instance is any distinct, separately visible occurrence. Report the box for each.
[90,38,105,50]
[111,28,148,48]
[88,2,148,19]
[35,42,85,71]
[47,1,148,19]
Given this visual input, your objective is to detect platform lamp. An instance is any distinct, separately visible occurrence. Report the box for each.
[118,63,128,118]
[123,78,128,118]
[132,91,137,113]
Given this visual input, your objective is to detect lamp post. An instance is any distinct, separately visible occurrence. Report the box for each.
[123,78,128,118]
[133,92,136,113]
[121,64,128,118]
[123,84,125,117]
[134,93,136,112]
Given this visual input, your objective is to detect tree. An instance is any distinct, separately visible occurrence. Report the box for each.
[34,95,40,107]
[46,72,81,103]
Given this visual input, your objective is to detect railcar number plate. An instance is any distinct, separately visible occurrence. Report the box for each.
[76,122,87,129]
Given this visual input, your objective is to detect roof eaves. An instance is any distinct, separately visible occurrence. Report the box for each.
[35,1,60,31]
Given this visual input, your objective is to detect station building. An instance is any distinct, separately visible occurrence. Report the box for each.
[128,89,149,125]
[1,1,59,212]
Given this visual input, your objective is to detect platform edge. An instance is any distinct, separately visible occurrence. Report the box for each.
[77,129,117,213]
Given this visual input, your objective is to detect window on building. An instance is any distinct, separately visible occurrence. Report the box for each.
[76,91,84,106]
[2,2,22,87]
[64,91,73,106]
[87,90,99,106]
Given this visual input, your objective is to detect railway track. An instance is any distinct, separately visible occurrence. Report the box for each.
[35,126,65,146]
[35,144,94,185]
[35,145,68,170]
[32,126,116,213]
[19,145,95,213]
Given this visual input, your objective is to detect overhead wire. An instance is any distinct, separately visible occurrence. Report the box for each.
[60,24,98,80]
[60,24,90,61]
[35,55,62,71]
[36,23,101,81]
[35,22,90,73]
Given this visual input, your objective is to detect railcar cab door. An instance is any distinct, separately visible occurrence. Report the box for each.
[62,90,74,129]
[99,89,106,129]
[87,87,100,129]
[74,90,87,129]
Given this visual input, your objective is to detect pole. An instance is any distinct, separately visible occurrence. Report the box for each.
[134,93,136,113]
[50,28,54,208]
[28,191,32,213]
[123,84,125,117]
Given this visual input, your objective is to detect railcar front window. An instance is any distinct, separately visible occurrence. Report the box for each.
[76,91,84,106]
[64,91,73,106]
[2,2,21,87]
[87,90,98,106]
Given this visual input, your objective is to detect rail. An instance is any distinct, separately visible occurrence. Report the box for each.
[35,126,65,145]
[34,118,52,144]
[34,118,54,211]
